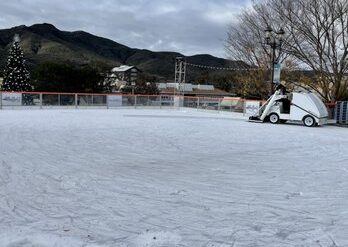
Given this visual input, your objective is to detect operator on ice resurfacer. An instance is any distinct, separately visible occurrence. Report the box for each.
[249,85,328,127]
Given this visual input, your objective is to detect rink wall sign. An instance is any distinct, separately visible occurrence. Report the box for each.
[245,101,260,115]
[1,93,22,106]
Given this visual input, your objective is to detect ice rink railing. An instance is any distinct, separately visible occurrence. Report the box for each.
[0,91,336,118]
[0,92,262,114]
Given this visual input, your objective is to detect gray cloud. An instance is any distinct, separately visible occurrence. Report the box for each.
[0,0,250,57]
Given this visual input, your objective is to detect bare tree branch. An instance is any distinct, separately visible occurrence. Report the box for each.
[226,0,348,101]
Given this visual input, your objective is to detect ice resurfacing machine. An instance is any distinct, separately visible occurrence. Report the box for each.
[249,86,328,127]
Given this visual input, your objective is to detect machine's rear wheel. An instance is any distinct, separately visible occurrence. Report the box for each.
[303,115,316,127]
[269,113,280,124]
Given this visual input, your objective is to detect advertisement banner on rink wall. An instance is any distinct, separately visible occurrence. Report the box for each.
[1,92,22,106]
[107,95,123,107]
[245,101,260,116]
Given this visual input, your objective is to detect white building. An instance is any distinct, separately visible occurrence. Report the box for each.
[157,83,233,97]
[107,65,141,91]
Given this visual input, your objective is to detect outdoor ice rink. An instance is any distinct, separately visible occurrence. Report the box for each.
[0,109,347,247]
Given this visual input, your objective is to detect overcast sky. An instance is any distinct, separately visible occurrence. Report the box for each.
[0,0,251,58]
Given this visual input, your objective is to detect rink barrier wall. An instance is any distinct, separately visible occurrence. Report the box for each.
[0,91,336,119]
[335,101,348,124]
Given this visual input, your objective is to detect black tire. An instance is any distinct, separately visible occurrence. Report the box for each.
[269,113,280,124]
[303,115,316,127]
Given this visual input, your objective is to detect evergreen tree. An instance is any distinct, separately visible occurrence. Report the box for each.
[2,34,31,92]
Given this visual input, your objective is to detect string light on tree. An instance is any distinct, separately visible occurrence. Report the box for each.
[1,34,32,92]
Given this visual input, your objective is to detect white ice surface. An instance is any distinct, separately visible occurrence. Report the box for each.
[0,108,347,247]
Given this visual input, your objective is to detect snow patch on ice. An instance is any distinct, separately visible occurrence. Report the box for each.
[0,232,106,247]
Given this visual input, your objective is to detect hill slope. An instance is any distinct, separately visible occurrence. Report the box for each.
[0,23,247,80]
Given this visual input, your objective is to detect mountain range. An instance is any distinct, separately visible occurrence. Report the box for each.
[0,23,247,81]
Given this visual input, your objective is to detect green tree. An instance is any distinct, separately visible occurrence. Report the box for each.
[120,72,160,95]
[2,34,32,92]
[120,81,159,95]
[31,63,110,93]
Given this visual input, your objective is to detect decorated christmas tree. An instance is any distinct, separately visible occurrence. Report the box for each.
[1,34,32,92]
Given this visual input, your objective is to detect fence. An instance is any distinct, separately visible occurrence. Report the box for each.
[335,101,348,124]
[0,91,337,120]
[0,91,264,115]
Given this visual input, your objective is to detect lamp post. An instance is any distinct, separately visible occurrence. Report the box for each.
[264,26,285,94]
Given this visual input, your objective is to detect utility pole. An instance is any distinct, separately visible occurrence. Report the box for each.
[174,57,186,97]
[174,57,186,108]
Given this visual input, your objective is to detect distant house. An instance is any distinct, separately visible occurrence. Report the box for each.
[157,83,234,97]
[107,65,141,91]
[157,83,236,109]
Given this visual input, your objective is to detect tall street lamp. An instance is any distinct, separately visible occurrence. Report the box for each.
[264,26,285,94]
